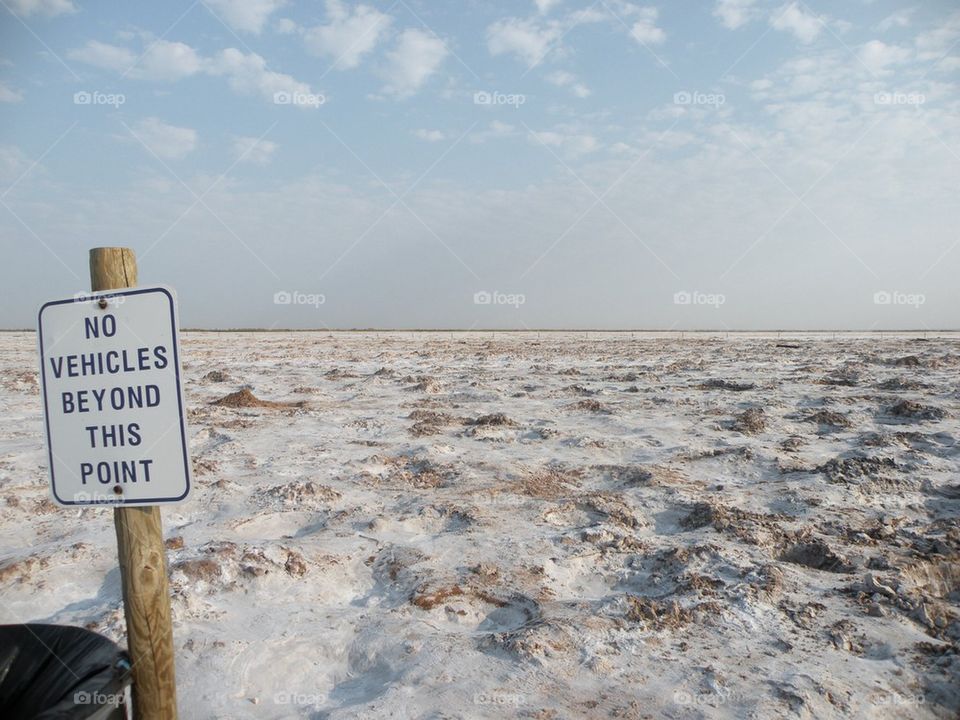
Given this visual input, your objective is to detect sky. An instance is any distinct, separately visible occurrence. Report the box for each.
[1,0,958,330]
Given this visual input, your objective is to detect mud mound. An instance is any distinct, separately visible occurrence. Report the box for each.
[211,388,305,409]
[255,481,341,509]
[606,371,640,382]
[466,413,516,427]
[408,409,457,423]
[864,560,960,638]
[404,375,442,393]
[480,614,575,663]
[408,409,459,436]
[173,558,222,583]
[591,464,685,487]
[513,466,582,498]
[898,560,960,601]
[681,502,790,546]
[410,583,466,610]
[817,369,863,387]
[625,596,693,629]
[700,378,755,391]
[887,400,946,421]
[410,582,508,611]
[567,399,612,414]
[780,436,806,451]
[2,370,39,391]
[817,456,898,484]
[732,407,767,434]
[324,368,357,379]
[803,409,852,428]
[781,540,854,573]
[583,492,645,528]
[876,377,928,391]
[363,455,456,489]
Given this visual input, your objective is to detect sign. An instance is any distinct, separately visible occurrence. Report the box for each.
[37,286,191,506]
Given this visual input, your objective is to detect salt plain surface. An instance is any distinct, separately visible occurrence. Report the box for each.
[1,331,958,719]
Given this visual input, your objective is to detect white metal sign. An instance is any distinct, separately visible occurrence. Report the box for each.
[37,286,192,506]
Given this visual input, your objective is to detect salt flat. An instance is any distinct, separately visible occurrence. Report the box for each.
[1,331,958,719]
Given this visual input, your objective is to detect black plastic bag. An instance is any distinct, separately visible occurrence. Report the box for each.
[0,624,131,719]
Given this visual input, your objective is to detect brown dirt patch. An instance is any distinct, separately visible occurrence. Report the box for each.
[211,388,305,409]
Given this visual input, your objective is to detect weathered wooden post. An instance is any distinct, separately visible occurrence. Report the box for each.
[89,247,178,719]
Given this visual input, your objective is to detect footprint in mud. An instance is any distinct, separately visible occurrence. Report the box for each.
[230,511,323,541]
[190,427,234,455]
[367,503,473,538]
[477,594,541,634]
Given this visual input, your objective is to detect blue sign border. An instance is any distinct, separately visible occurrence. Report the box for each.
[37,286,192,506]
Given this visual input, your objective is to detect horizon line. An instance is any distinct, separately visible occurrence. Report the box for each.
[4,328,960,334]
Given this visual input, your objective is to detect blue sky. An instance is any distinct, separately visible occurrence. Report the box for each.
[2,0,958,329]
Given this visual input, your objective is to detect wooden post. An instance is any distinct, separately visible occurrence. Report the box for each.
[89,247,178,720]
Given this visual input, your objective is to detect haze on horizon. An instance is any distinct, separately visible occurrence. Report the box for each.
[2,0,958,331]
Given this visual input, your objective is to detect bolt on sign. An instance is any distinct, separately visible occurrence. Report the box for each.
[37,286,192,506]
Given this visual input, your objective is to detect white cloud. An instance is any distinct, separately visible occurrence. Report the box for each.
[534,0,561,14]
[68,40,136,73]
[70,38,203,82]
[469,121,518,144]
[131,118,197,160]
[487,5,654,67]
[0,82,23,103]
[858,40,911,74]
[876,8,916,32]
[208,48,314,102]
[0,144,30,183]
[529,129,599,155]
[629,7,666,45]
[713,0,759,30]
[71,38,316,104]
[414,129,446,142]
[7,0,74,18]
[770,2,824,44]
[139,40,203,81]
[275,18,298,34]
[233,135,278,164]
[914,11,960,60]
[546,70,590,98]
[379,29,447,98]
[204,0,286,34]
[487,17,561,67]
[304,0,392,70]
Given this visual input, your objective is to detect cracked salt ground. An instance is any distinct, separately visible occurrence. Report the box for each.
[1,331,959,718]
